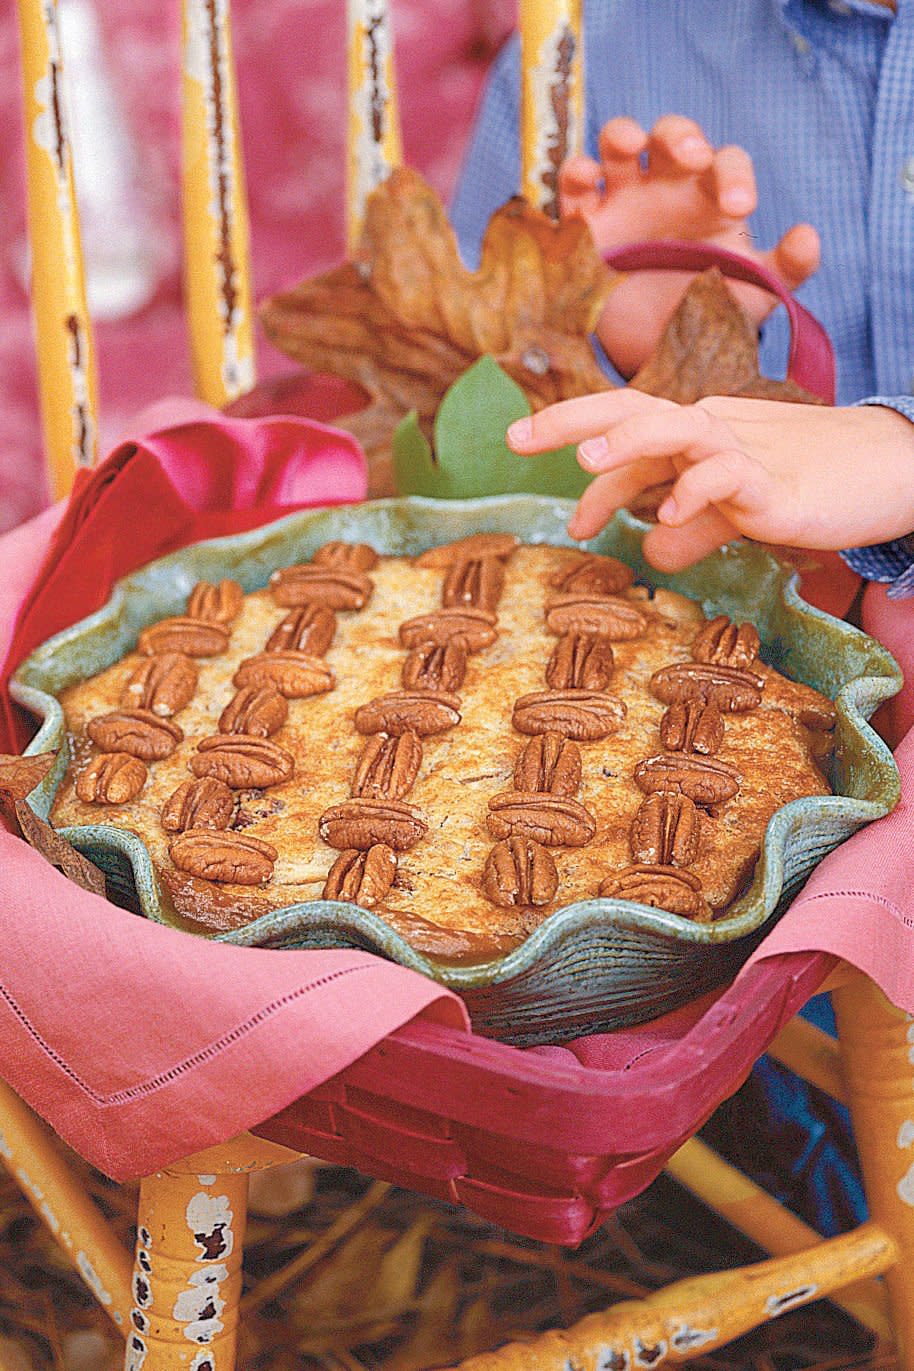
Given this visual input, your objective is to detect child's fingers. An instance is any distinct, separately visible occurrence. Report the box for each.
[567,461,665,539]
[506,389,673,455]
[644,115,714,178]
[559,155,604,217]
[702,144,757,218]
[765,222,821,291]
[655,448,774,527]
[642,508,739,572]
[597,117,648,190]
[575,403,740,473]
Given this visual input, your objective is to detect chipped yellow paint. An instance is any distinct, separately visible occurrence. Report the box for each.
[835,972,914,1368]
[519,0,583,217]
[181,0,255,406]
[346,0,403,255]
[446,1224,896,1370]
[0,1079,131,1329]
[127,1168,248,1370]
[15,0,98,498]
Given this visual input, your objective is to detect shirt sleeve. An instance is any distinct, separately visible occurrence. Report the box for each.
[839,396,914,599]
[450,36,522,269]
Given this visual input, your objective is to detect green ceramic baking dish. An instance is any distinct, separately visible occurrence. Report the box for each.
[11,496,902,1044]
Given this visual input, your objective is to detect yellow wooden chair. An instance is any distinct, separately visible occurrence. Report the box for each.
[8,2,914,1367]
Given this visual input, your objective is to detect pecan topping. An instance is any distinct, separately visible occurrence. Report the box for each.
[481,837,558,908]
[87,709,183,761]
[187,578,244,624]
[312,540,379,572]
[322,844,397,907]
[270,565,373,610]
[650,661,764,713]
[630,793,701,867]
[442,557,505,611]
[545,594,648,640]
[138,617,230,657]
[266,604,336,656]
[634,753,741,806]
[546,633,615,690]
[161,778,235,833]
[122,653,198,717]
[234,651,335,699]
[513,732,582,796]
[399,608,498,652]
[352,732,423,800]
[415,533,519,568]
[692,614,761,670]
[219,686,288,738]
[598,864,710,920]
[401,641,467,692]
[659,700,724,756]
[512,690,626,741]
[355,691,461,737]
[550,553,634,597]
[486,792,596,847]
[190,736,294,789]
[169,830,277,885]
[76,752,147,804]
[319,798,428,851]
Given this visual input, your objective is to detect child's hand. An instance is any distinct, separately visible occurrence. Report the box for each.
[507,391,914,571]
[559,116,820,377]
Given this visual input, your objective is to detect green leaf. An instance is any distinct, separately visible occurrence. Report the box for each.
[392,356,591,501]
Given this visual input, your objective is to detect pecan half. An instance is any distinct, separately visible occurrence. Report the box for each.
[322,844,397,907]
[486,792,596,847]
[76,752,147,804]
[659,700,724,756]
[234,651,335,699]
[598,864,710,919]
[355,691,461,737]
[312,541,379,572]
[442,557,505,611]
[513,732,582,796]
[549,553,634,596]
[545,594,648,640]
[692,614,761,669]
[512,690,626,741]
[122,653,198,717]
[161,778,235,833]
[187,578,244,624]
[401,641,467,692]
[318,798,428,851]
[399,608,498,652]
[630,792,701,867]
[650,661,764,712]
[191,736,294,788]
[352,732,423,799]
[265,604,336,656]
[634,753,741,806]
[415,533,519,568]
[87,709,183,761]
[546,633,615,690]
[481,837,558,908]
[138,617,230,657]
[270,565,373,610]
[219,686,288,738]
[169,830,277,885]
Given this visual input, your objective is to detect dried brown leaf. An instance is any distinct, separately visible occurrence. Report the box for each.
[4,798,106,898]
[0,752,55,800]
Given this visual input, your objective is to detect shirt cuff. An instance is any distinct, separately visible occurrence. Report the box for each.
[839,396,914,599]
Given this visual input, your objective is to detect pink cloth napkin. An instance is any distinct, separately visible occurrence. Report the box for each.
[0,425,911,1179]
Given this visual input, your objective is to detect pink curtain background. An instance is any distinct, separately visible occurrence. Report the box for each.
[0,0,514,533]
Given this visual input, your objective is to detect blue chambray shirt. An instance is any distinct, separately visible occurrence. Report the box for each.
[450,0,914,595]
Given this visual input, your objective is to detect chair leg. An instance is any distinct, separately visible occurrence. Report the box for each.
[125,1168,248,1371]
[834,972,914,1369]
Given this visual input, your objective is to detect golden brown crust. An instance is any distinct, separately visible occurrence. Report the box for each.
[51,544,833,961]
